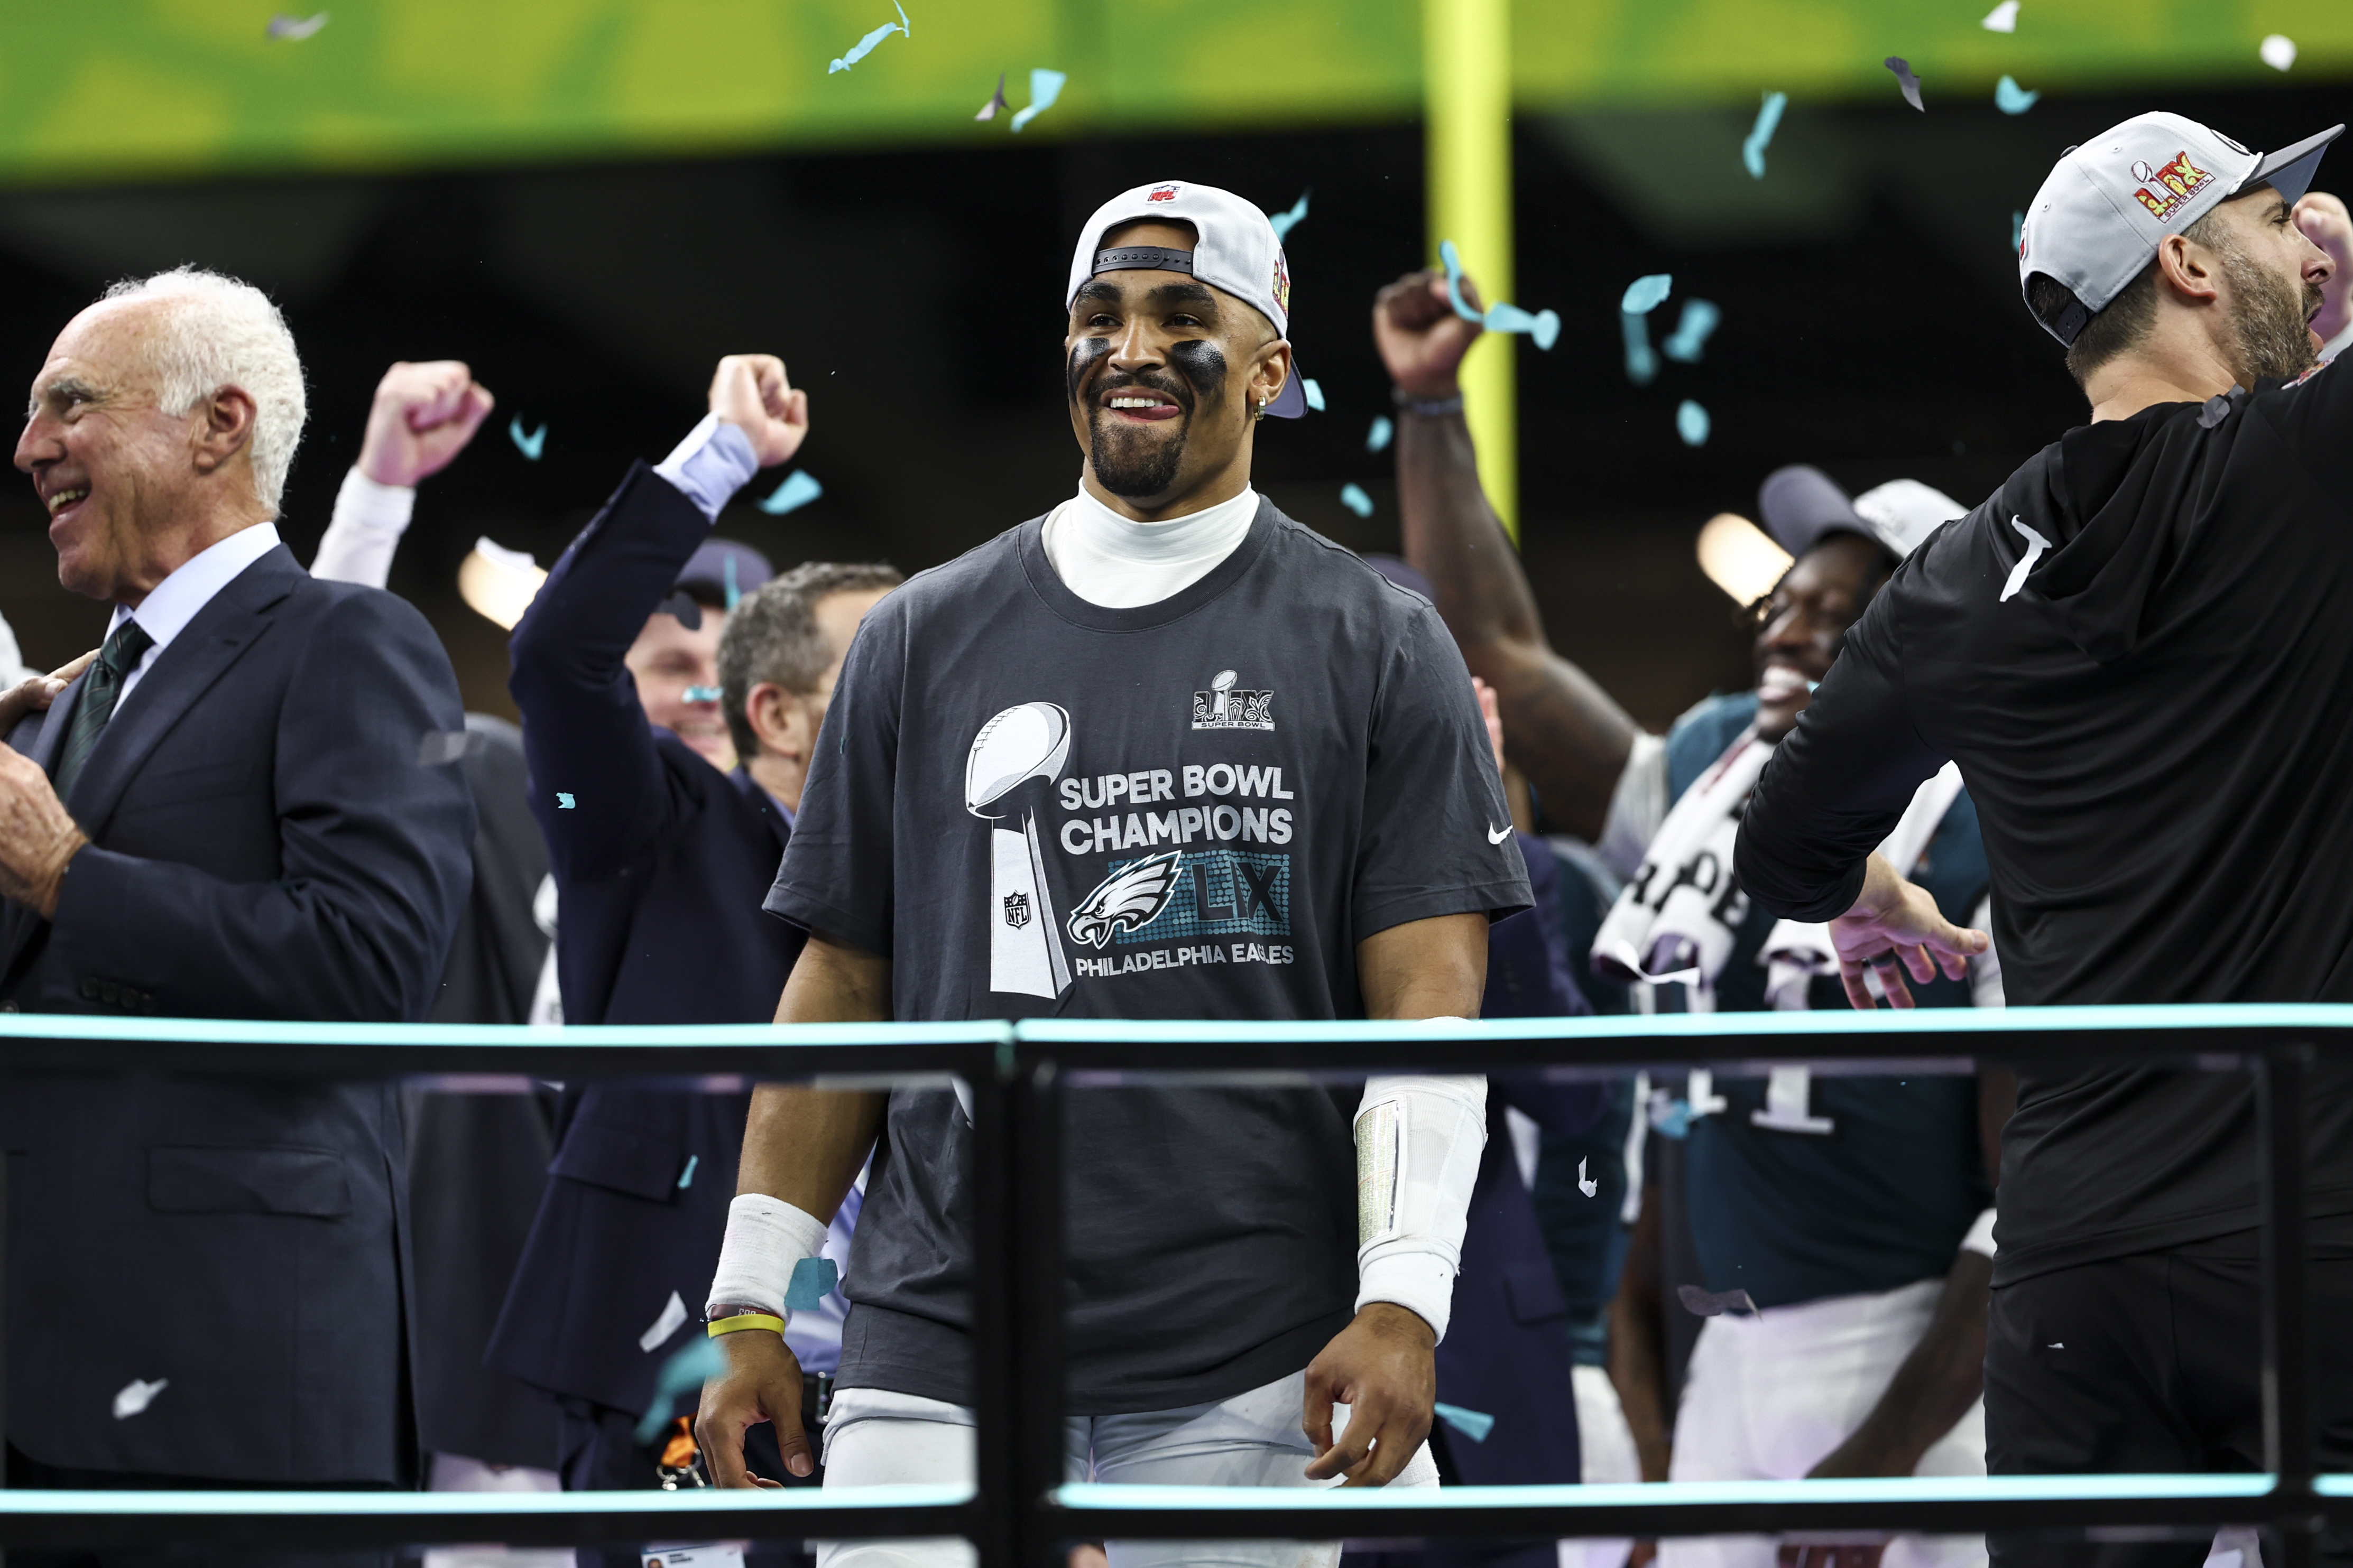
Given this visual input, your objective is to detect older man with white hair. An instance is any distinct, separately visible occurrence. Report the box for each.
[0,266,473,1510]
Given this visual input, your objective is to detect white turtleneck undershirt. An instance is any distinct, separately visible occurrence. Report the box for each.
[1040,482,1258,609]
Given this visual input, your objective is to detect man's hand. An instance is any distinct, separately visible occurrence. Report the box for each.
[356,361,495,488]
[694,1327,813,1487]
[709,354,810,468]
[1302,1302,1436,1486]
[0,745,88,918]
[0,650,95,737]
[1830,853,1988,1010]
[2295,191,2351,344]
[1373,270,1483,399]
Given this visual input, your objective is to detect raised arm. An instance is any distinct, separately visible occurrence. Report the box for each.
[1374,269,1642,841]
[508,355,806,882]
[311,360,494,588]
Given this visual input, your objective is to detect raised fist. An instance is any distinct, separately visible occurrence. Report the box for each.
[708,355,810,469]
[356,361,495,488]
[1372,269,1484,400]
[2294,190,2351,344]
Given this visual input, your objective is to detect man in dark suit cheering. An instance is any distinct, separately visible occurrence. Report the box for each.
[0,266,473,1498]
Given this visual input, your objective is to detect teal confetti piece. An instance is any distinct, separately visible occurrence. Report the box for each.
[1742,91,1787,180]
[760,470,824,516]
[1662,299,1720,363]
[1677,400,1711,447]
[1994,75,2039,114]
[2011,210,2025,254]
[1340,483,1374,518]
[1302,378,1325,412]
[1269,190,1310,241]
[1440,240,1558,346]
[1433,1403,1496,1443]
[556,792,576,810]
[1437,240,1484,323]
[724,554,740,610]
[677,1154,698,1189]
[1484,301,1561,350]
[1009,68,1066,133]
[785,1256,840,1311]
[683,685,721,704]
[508,417,546,461]
[829,7,907,74]
[632,1337,725,1444]
[1621,311,1657,386]
[1621,274,1673,315]
[1366,416,1393,453]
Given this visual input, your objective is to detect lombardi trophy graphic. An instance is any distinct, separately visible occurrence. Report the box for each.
[965,701,1073,997]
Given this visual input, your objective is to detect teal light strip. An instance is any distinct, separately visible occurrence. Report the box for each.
[5,1004,2348,1053]
[0,1486,971,1516]
[0,1016,1010,1049]
[1020,1003,2353,1043]
[1057,1475,2277,1511]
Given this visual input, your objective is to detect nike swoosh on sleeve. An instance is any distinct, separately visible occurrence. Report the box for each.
[1487,824,1514,845]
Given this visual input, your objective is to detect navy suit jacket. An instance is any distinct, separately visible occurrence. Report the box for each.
[1,543,473,1482]
[488,463,806,1417]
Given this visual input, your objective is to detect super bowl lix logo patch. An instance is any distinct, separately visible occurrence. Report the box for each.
[1192,669,1274,731]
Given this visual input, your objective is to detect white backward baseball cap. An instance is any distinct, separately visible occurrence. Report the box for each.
[2019,110,2343,346]
[1065,180,1311,418]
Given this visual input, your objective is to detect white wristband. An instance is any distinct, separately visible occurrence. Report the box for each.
[1352,1071,1487,1342]
[708,1193,831,1323]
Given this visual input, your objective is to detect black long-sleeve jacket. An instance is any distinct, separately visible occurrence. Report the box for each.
[1736,360,2353,1283]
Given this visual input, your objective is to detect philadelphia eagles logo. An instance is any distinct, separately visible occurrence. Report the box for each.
[1067,851,1183,949]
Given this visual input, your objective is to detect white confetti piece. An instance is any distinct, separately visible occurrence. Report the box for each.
[2259,33,2296,70]
[113,1378,168,1419]
[1981,1,2018,31]
[638,1289,688,1353]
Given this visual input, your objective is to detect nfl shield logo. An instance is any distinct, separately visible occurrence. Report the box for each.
[1003,890,1031,929]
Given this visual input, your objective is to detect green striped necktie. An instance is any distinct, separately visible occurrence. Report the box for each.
[51,617,155,805]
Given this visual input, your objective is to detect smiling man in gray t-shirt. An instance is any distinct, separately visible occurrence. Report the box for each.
[695,182,1529,1568]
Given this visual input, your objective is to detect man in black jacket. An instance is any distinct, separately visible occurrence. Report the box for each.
[489,355,891,1543]
[0,267,473,1502]
[1734,114,2348,1564]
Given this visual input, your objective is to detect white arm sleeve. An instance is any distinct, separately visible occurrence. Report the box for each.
[707,1192,832,1325]
[1354,1072,1488,1342]
[1594,731,1669,883]
[310,468,417,588]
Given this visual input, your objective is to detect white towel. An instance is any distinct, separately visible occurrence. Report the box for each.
[1591,732,1773,992]
[1758,762,1967,1008]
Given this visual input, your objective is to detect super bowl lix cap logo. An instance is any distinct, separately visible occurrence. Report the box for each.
[2129,151,2213,222]
[1192,669,1274,731]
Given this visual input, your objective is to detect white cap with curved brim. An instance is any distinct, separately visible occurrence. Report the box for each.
[1065,180,1312,418]
[2019,111,2343,346]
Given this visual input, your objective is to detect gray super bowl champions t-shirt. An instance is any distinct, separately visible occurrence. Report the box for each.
[765,495,1530,1415]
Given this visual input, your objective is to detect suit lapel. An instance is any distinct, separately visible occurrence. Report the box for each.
[63,547,301,837]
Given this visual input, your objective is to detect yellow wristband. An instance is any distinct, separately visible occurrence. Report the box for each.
[706,1312,786,1337]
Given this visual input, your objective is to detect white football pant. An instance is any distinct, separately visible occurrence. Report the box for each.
[815,1370,1438,1568]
